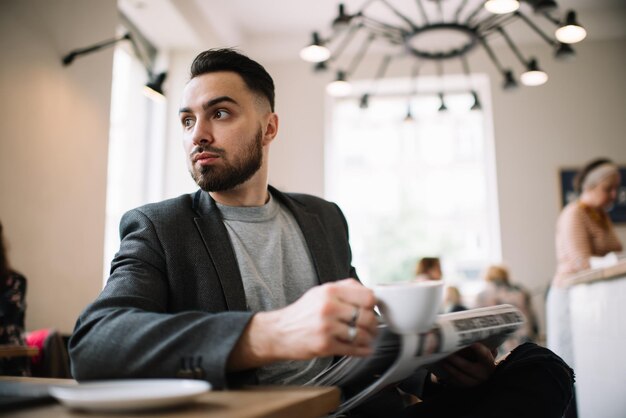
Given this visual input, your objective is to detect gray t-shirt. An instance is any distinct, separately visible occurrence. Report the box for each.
[217,193,332,384]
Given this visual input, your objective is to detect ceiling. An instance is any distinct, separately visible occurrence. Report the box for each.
[119,0,626,60]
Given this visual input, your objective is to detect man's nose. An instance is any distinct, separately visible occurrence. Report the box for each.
[192,120,214,146]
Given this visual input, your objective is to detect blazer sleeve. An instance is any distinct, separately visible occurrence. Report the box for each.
[68,208,255,389]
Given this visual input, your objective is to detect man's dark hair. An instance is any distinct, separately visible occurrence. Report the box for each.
[190,48,275,112]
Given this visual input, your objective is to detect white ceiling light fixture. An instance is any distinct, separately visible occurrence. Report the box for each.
[326,71,352,97]
[554,11,587,44]
[484,0,520,15]
[299,32,331,63]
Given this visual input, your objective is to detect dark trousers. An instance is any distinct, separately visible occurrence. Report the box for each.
[401,343,575,418]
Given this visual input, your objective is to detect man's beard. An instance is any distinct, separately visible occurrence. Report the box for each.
[190,128,263,192]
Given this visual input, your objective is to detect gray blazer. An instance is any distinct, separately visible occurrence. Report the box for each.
[69,186,357,388]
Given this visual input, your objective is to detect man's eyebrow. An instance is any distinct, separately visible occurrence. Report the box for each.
[178,96,238,114]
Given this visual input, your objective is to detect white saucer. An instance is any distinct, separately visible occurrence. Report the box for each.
[49,379,211,412]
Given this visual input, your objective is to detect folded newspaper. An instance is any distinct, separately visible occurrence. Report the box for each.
[305,304,524,415]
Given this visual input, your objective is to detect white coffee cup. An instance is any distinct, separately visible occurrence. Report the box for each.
[373,280,444,334]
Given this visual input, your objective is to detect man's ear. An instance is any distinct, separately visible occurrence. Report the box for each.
[262,113,279,145]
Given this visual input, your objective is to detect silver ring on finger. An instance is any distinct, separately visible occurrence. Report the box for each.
[350,306,360,326]
[347,325,358,343]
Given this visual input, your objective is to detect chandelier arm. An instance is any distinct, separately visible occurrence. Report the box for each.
[361,16,407,35]
[347,34,376,77]
[465,2,487,25]
[541,11,560,26]
[372,54,394,88]
[358,0,381,15]
[379,0,419,31]
[360,17,406,44]
[454,0,470,22]
[497,27,528,66]
[477,13,517,33]
[436,60,443,78]
[364,53,397,100]
[475,14,500,31]
[460,53,471,77]
[327,23,362,64]
[516,11,558,46]
[478,36,507,74]
[436,0,445,23]
[415,0,430,25]
[410,60,421,95]
[62,33,132,66]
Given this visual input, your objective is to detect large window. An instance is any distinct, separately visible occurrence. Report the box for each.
[103,46,167,284]
[325,75,500,294]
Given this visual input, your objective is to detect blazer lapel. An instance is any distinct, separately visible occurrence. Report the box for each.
[192,190,247,311]
[270,186,338,285]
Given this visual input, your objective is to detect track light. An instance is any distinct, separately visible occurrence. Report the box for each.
[326,71,351,97]
[438,93,448,112]
[62,31,167,99]
[404,103,415,123]
[555,11,587,44]
[332,4,352,31]
[359,93,369,109]
[143,72,167,102]
[520,59,548,86]
[554,43,575,60]
[503,70,518,90]
[484,0,520,15]
[62,33,131,66]
[300,32,331,63]
[471,91,482,111]
[530,0,558,13]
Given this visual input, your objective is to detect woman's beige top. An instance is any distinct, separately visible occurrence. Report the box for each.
[554,201,623,286]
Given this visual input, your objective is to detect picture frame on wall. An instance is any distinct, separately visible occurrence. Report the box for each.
[559,166,626,224]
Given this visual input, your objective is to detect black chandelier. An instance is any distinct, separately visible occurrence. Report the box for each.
[300,0,587,110]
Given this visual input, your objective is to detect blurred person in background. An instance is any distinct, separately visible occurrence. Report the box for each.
[475,264,538,354]
[415,257,442,281]
[442,285,467,313]
[548,158,622,370]
[0,220,29,376]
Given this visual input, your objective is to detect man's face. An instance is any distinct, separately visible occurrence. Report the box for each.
[179,71,271,192]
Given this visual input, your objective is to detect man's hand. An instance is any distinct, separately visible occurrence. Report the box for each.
[432,343,496,387]
[227,278,379,371]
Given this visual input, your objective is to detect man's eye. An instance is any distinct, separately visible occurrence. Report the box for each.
[215,110,229,120]
[182,118,194,128]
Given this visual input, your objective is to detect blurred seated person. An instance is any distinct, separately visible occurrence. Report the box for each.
[475,265,538,353]
[443,285,467,313]
[0,220,30,376]
[415,257,442,281]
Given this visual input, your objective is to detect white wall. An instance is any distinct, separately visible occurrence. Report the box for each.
[0,0,118,333]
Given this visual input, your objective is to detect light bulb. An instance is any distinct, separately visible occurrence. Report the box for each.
[555,11,587,44]
[521,70,548,86]
[521,59,548,86]
[299,45,331,63]
[326,80,352,97]
[484,0,519,14]
[555,25,587,44]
